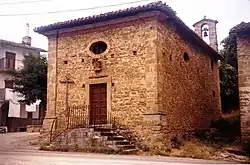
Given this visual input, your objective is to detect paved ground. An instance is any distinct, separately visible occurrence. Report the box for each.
[0,133,239,165]
[0,132,40,151]
[0,150,236,165]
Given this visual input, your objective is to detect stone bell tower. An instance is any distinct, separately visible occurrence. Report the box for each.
[22,23,32,46]
[193,16,218,52]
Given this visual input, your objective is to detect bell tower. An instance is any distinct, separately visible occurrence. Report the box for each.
[193,16,218,52]
[22,23,32,46]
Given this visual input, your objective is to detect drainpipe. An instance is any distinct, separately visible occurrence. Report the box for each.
[54,30,59,117]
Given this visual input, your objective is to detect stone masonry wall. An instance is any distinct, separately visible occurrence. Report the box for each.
[53,128,107,149]
[237,34,250,141]
[156,21,221,139]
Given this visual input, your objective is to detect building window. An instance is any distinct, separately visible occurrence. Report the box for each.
[5,52,16,69]
[183,52,190,62]
[169,54,172,61]
[90,41,107,54]
[132,51,137,55]
[212,90,215,97]
[211,59,214,71]
[27,112,33,119]
[5,80,13,89]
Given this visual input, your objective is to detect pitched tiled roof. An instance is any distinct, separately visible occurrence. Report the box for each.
[230,22,250,34]
[34,1,221,59]
[34,1,176,33]
[0,39,46,52]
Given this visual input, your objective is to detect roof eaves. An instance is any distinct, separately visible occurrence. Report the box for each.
[34,1,176,34]
[192,18,218,27]
[34,1,221,60]
[0,39,46,52]
[175,18,222,60]
[230,22,250,34]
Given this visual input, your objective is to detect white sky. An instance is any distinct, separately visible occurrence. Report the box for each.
[0,0,249,50]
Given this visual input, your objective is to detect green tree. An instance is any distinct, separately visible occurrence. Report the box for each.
[220,33,238,70]
[219,33,239,112]
[219,62,238,111]
[6,53,47,117]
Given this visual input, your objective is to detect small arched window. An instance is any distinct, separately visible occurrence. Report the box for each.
[212,90,215,97]
[211,59,214,71]
[183,52,190,62]
[90,41,107,54]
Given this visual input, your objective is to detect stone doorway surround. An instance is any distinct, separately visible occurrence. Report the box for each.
[85,76,112,125]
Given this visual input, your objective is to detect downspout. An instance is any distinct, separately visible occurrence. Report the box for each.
[54,30,59,117]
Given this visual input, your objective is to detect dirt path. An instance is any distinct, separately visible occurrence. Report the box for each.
[0,132,40,151]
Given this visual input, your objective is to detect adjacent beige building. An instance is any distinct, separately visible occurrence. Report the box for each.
[0,24,45,132]
[35,1,222,150]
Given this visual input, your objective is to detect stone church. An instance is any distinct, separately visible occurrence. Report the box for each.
[35,1,222,150]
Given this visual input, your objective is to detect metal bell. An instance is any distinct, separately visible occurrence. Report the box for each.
[203,31,208,37]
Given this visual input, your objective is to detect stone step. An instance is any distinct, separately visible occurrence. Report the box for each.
[94,127,115,132]
[91,124,113,129]
[114,140,131,145]
[101,132,118,136]
[116,144,136,150]
[122,148,138,154]
[93,127,136,154]
[107,135,125,141]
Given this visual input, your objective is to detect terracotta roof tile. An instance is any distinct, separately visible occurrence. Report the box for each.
[34,1,176,33]
[0,39,46,52]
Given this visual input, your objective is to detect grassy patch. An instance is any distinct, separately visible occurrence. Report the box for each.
[170,139,218,159]
[242,141,250,154]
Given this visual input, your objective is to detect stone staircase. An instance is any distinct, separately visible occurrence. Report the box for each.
[94,126,137,154]
[48,124,138,154]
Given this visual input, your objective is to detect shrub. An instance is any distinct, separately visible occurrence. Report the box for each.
[242,141,250,154]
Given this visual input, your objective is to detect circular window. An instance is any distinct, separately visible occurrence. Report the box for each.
[89,41,107,54]
[183,52,190,62]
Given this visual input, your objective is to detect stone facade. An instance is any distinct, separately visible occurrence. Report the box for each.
[37,7,221,150]
[236,34,250,141]
[156,21,221,129]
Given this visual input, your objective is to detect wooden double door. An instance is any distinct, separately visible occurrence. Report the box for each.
[89,83,107,125]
